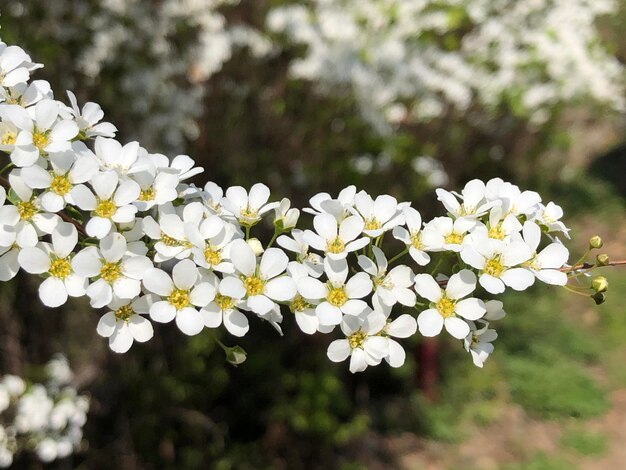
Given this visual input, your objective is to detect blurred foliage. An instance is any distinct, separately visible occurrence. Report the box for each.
[560,429,608,456]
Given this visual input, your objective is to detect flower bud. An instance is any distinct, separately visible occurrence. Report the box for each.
[589,236,603,249]
[596,254,610,266]
[591,292,606,305]
[247,238,264,256]
[224,345,247,366]
[591,276,608,293]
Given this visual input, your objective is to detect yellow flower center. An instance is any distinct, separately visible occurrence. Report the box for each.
[1,131,16,146]
[444,232,463,245]
[410,231,423,249]
[488,224,505,240]
[32,131,49,151]
[168,289,190,310]
[100,262,122,283]
[458,205,475,217]
[214,293,234,310]
[290,294,310,313]
[114,304,134,322]
[364,218,381,231]
[435,296,456,318]
[243,276,265,296]
[204,245,222,266]
[50,174,72,196]
[94,199,116,218]
[49,258,72,280]
[484,256,504,277]
[17,201,38,221]
[326,237,345,254]
[159,232,192,249]
[240,206,258,222]
[138,187,155,201]
[326,287,347,307]
[348,330,367,349]
[522,255,540,271]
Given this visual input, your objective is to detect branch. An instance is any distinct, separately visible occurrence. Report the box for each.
[0,175,87,236]
[561,260,626,272]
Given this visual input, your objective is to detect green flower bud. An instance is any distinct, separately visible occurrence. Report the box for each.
[591,276,608,293]
[225,345,247,366]
[591,292,606,305]
[596,254,610,266]
[589,236,603,249]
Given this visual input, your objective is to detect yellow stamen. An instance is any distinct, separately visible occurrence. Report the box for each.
[32,131,49,151]
[49,258,71,280]
[348,330,367,349]
[94,199,116,218]
[290,294,310,313]
[204,245,222,266]
[100,262,122,283]
[168,289,190,310]
[364,218,381,231]
[444,232,463,245]
[1,131,16,146]
[484,256,504,277]
[114,304,134,322]
[243,276,265,296]
[17,201,38,221]
[138,187,155,201]
[435,296,456,318]
[215,293,234,310]
[326,237,345,254]
[327,287,347,307]
[50,174,72,196]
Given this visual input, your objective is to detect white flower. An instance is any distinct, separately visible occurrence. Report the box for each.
[71,170,140,239]
[460,234,534,294]
[473,206,522,242]
[304,185,356,220]
[532,201,570,238]
[66,90,117,138]
[415,270,485,339]
[0,79,51,107]
[17,222,87,308]
[298,257,372,326]
[327,310,388,373]
[142,202,205,262]
[144,259,216,336]
[93,137,147,175]
[0,43,42,87]
[72,233,152,308]
[518,221,569,286]
[202,276,249,337]
[131,169,180,211]
[485,179,541,216]
[274,197,300,230]
[380,314,418,368]
[358,247,416,307]
[97,295,156,353]
[286,262,324,335]
[303,213,368,259]
[20,148,99,213]
[221,183,278,226]
[392,207,430,265]
[350,191,403,237]
[0,172,60,249]
[5,99,78,167]
[464,323,497,368]
[228,239,297,315]
[436,179,499,219]
[202,181,225,213]
[421,216,475,252]
[187,215,238,273]
[277,228,324,278]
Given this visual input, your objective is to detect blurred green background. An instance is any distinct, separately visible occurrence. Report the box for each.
[1,1,625,469]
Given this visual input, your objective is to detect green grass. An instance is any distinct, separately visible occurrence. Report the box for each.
[503,452,575,470]
[561,429,608,456]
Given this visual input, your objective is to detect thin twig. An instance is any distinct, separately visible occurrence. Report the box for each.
[561,260,626,272]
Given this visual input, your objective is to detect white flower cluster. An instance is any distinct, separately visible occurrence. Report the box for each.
[268,0,624,132]
[5,0,272,152]
[0,39,573,373]
[0,355,89,467]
